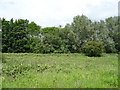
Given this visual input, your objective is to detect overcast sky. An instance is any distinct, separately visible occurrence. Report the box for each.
[0,0,119,27]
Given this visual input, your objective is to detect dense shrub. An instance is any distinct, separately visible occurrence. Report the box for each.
[82,41,104,57]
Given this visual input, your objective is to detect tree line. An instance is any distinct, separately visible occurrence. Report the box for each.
[1,15,120,53]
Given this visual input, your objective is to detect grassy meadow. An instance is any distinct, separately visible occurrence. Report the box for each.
[1,53,118,88]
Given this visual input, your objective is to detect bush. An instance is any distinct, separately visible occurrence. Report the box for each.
[82,41,104,57]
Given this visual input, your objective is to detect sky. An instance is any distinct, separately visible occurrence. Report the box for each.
[0,0,119,27]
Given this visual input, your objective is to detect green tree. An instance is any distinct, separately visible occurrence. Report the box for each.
[0,18,2,52]
[27,21,42,52]
[71,15,93,52]
[105,17,118,52]
[61,24,77,53]
[2,18,10,52]
[41,27,62,53]
[1,16,119,53]
[2,19,31,53]
[92,20,116,53]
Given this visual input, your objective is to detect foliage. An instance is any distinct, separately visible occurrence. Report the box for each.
[1,15,119,53]
[71,15,93,52]
[82,41,104,57]
[2,19,31,53]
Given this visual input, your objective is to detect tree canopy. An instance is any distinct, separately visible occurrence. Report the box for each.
[1,15,119,53]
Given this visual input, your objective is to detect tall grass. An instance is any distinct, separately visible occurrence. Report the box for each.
[2,53,118,88]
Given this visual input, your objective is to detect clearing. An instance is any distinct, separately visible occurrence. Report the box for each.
[2,53,118,88]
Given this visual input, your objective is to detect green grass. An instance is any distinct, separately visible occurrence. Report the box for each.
[2,53,118,88]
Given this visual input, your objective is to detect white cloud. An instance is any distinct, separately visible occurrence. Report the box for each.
[0,0,119,27]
